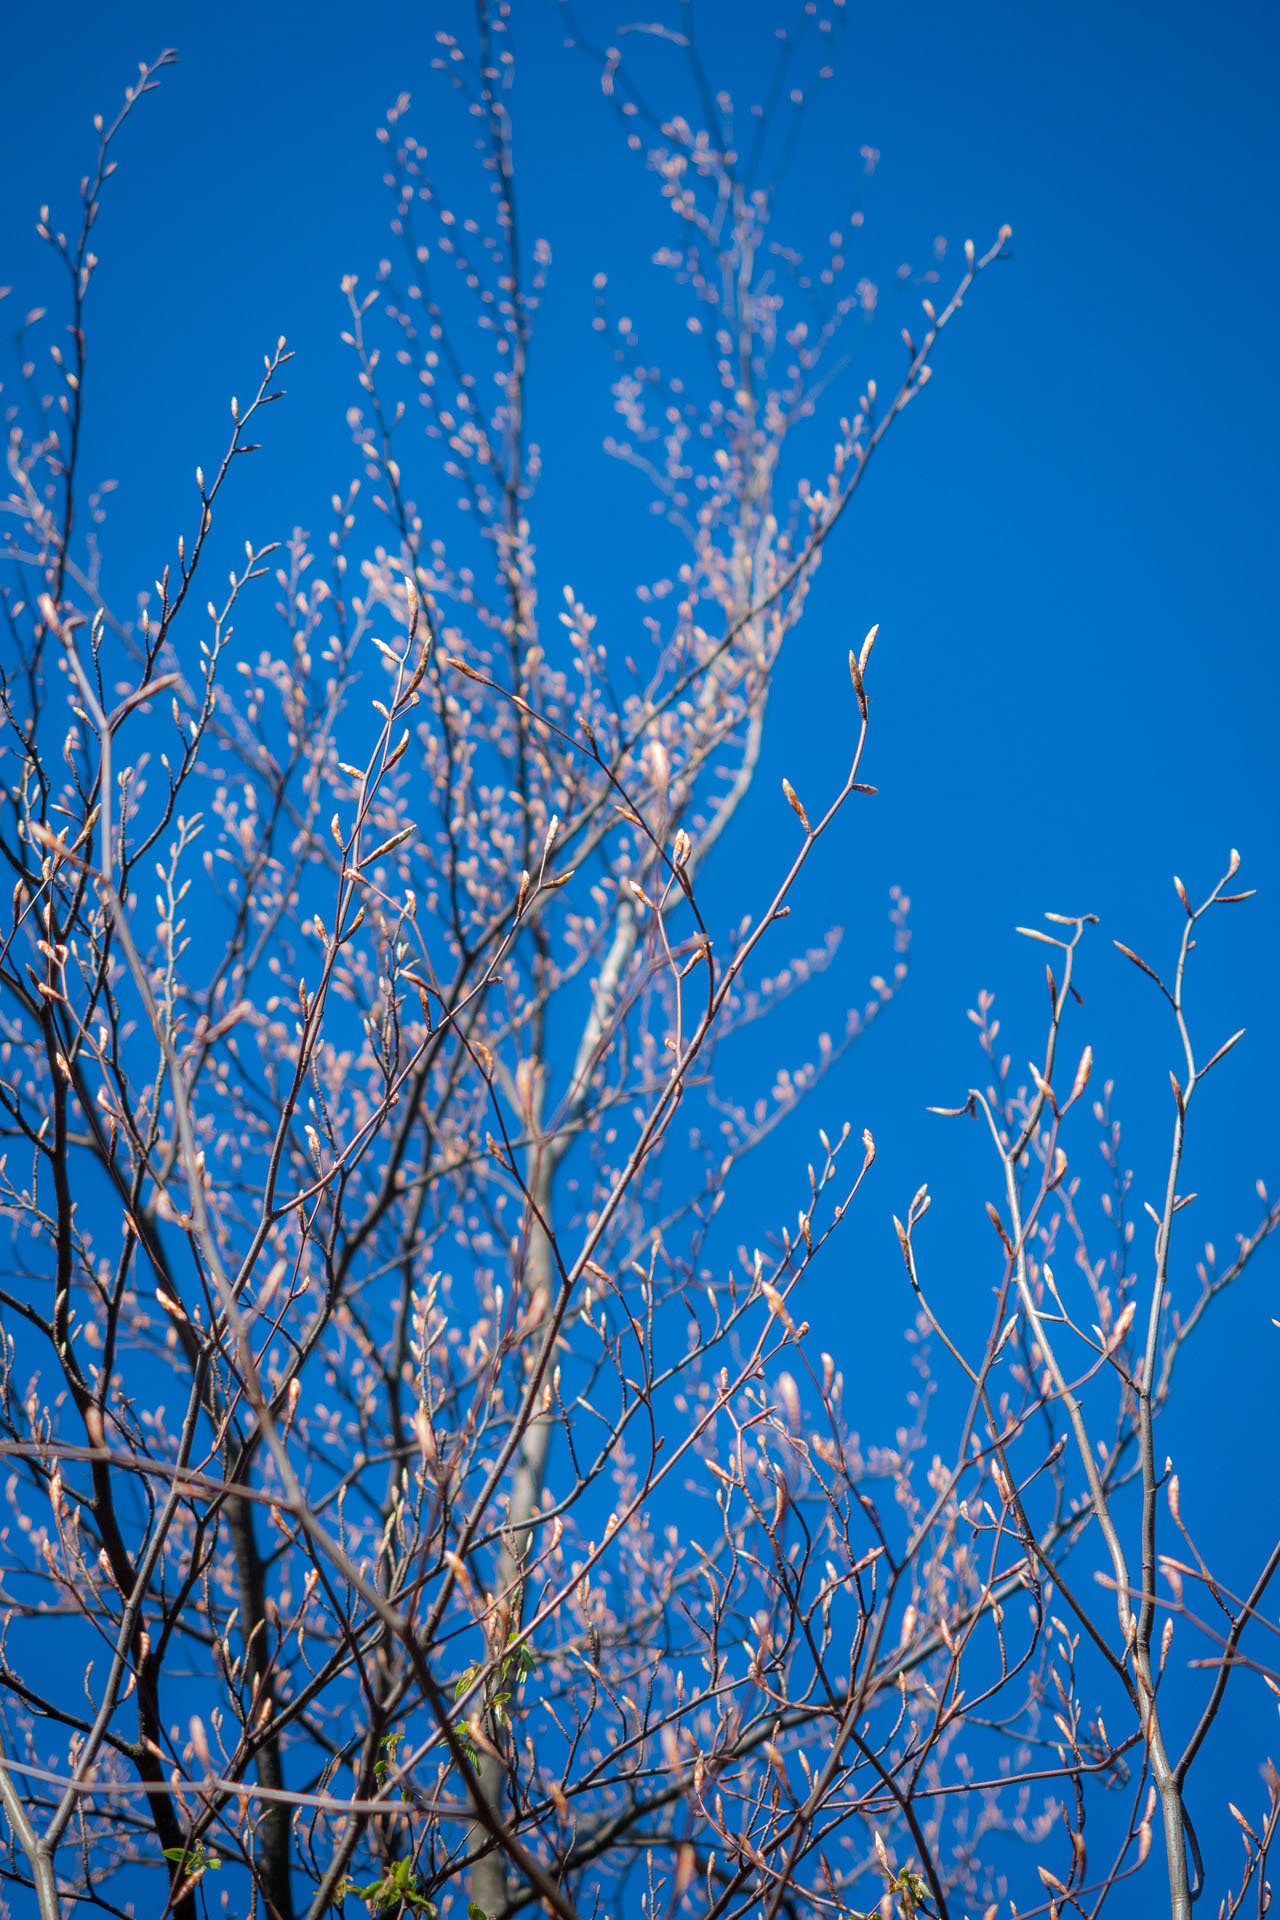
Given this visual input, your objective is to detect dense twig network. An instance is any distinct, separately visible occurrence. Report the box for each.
[0,9,1274,1920]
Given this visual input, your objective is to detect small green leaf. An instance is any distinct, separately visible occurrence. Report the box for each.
[163,1841,219,1872]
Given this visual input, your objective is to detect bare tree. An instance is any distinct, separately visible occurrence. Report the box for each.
[0,9,1275,1920]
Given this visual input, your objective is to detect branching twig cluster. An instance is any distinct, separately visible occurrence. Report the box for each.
[0,11,1273,1920]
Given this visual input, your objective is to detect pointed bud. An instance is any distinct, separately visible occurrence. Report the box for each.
[781,779,811,833]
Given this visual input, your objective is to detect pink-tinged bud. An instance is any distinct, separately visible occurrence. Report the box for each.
[412,1407,435,1459]
[776,1371,801,1432]
[1069,1044,1093,1104]
[1228,1803,1260,1842]
[781,779,811,833]
[1109,1300,1137,1350]
[761,1281,795,1334]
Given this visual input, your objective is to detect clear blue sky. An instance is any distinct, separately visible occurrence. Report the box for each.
[4,0,1278,1899]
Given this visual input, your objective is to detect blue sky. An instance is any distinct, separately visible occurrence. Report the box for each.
[3,0,1279,1902]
